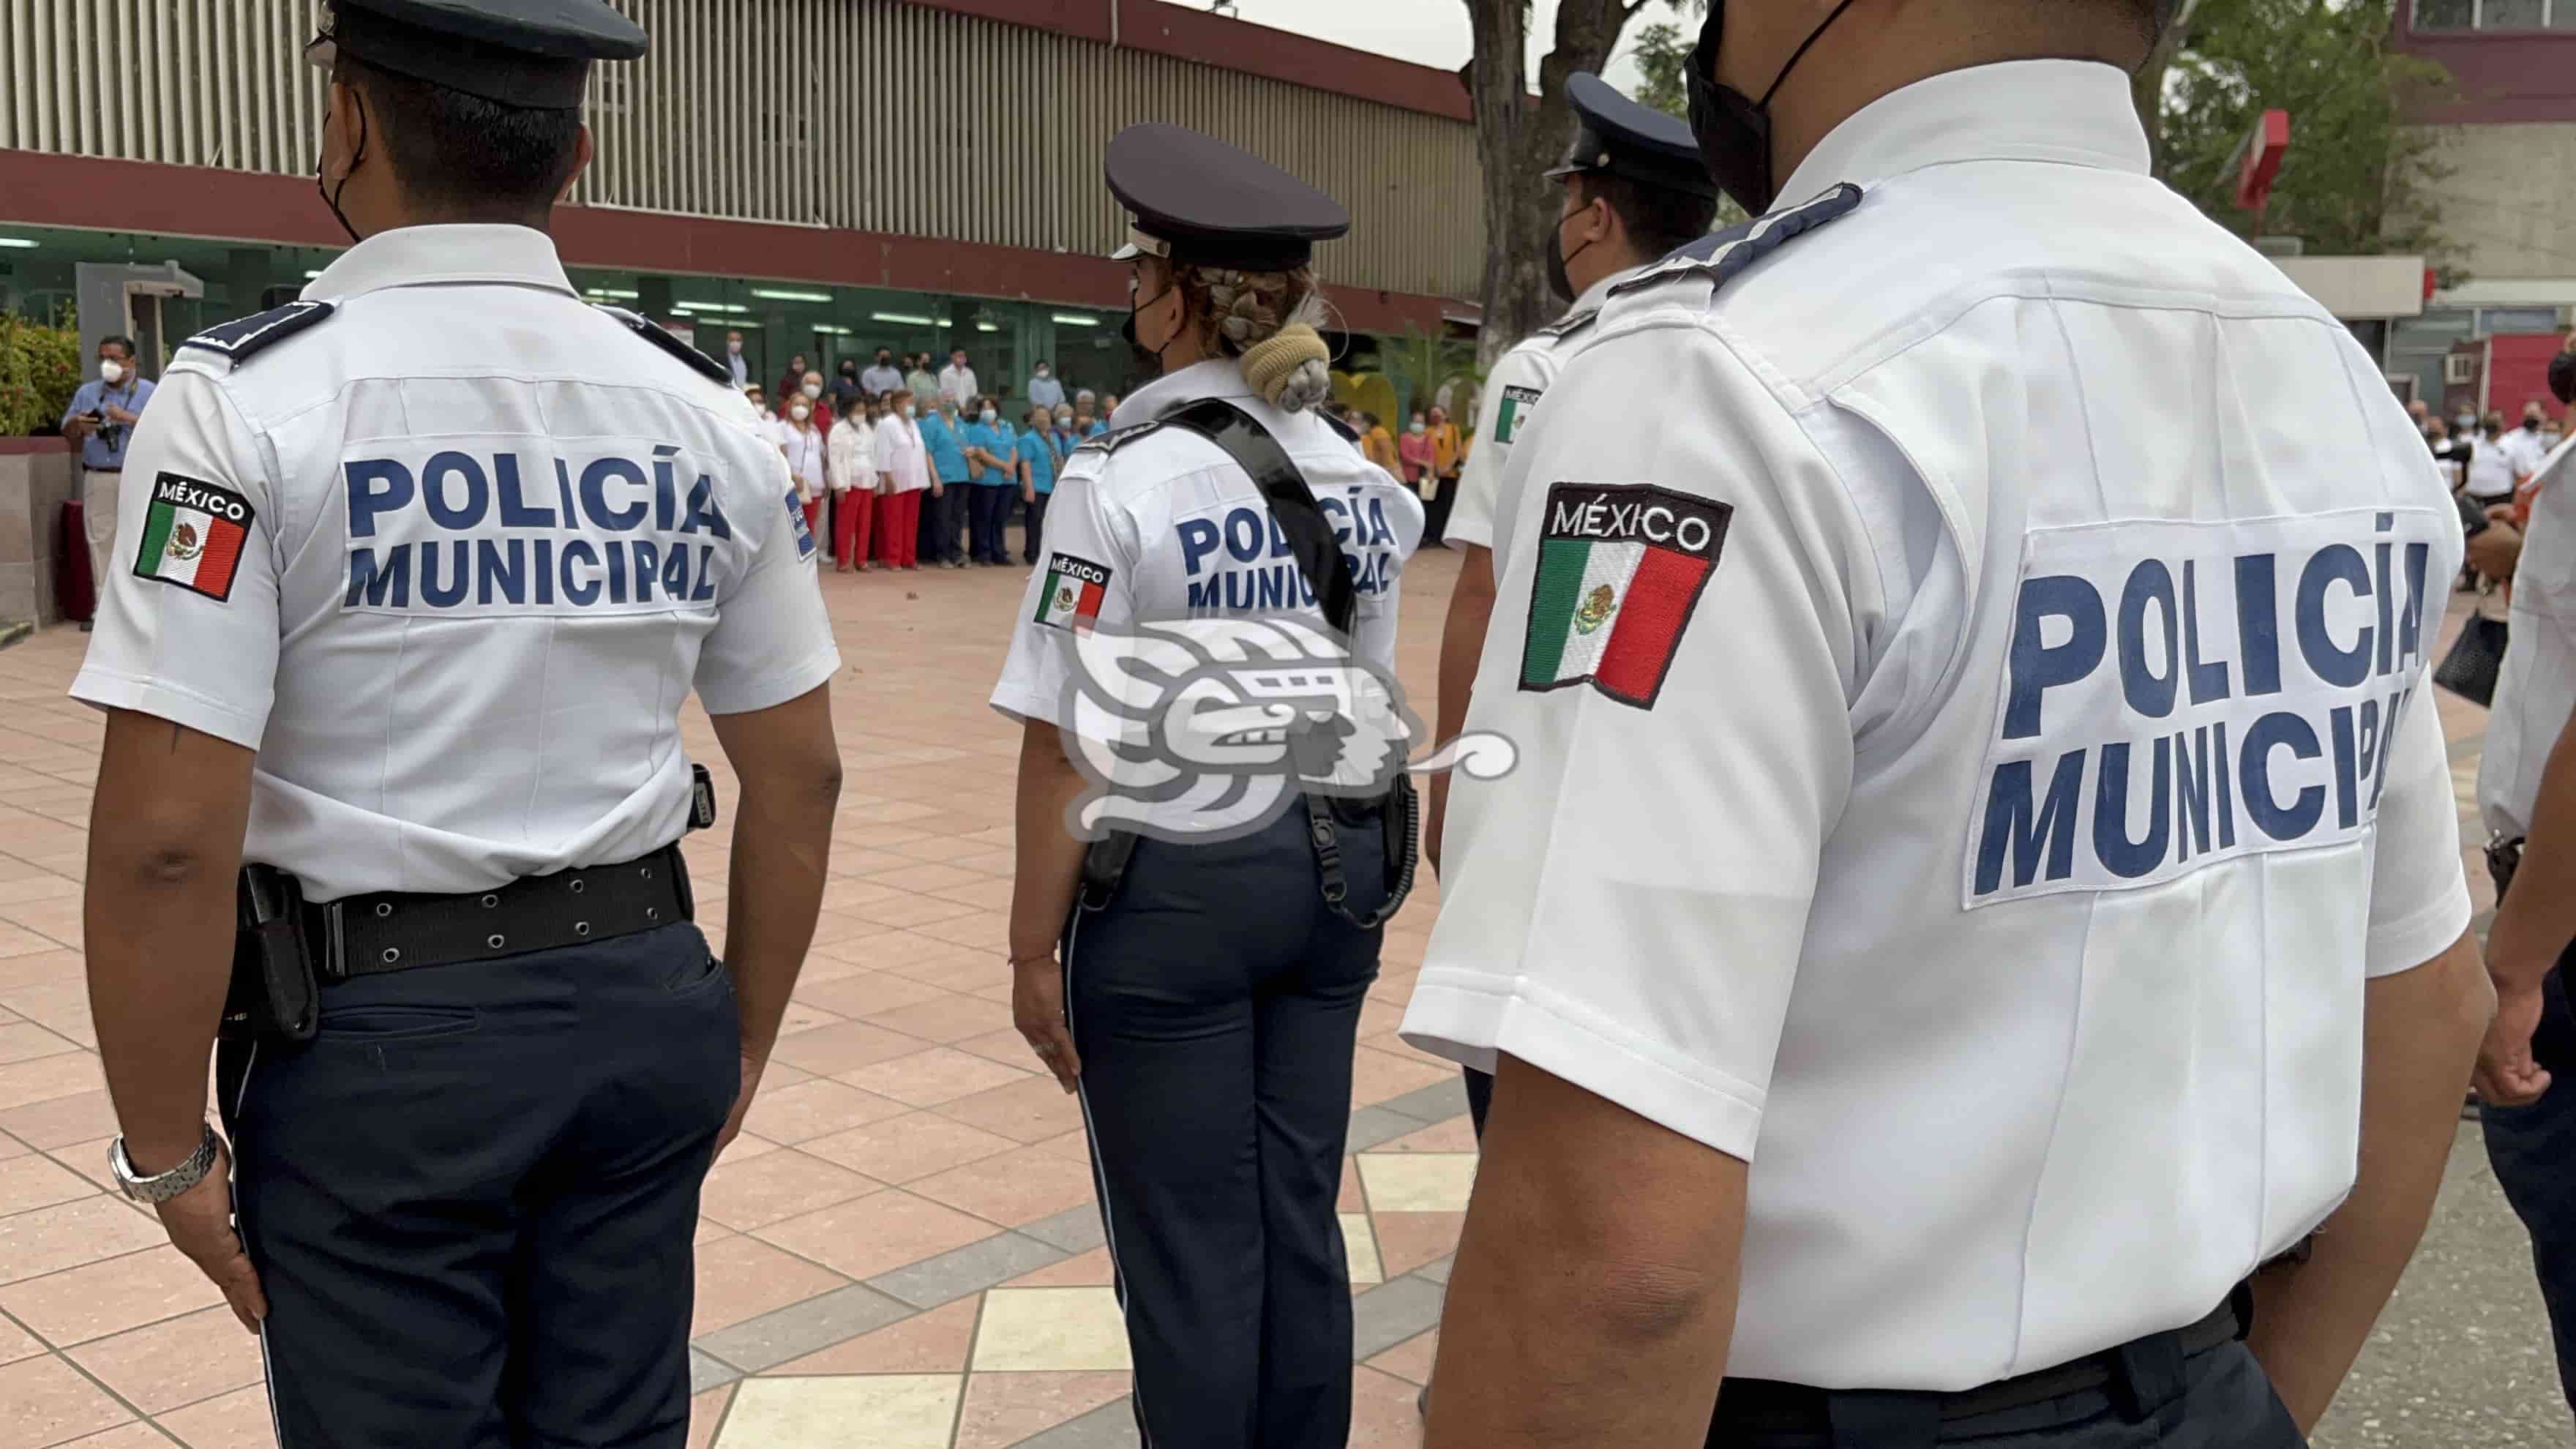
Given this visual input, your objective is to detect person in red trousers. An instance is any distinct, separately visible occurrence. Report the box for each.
[828,396,877,572]
[872,389,931,570]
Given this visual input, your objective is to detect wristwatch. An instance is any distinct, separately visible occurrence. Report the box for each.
[108,1123,222,1205]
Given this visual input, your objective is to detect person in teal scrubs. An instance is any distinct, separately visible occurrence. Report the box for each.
[917,400,970,566]
[961,401,1016,566]
[1017,405,1059,565]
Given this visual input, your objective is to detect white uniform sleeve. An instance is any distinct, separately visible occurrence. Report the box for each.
[1351,482,1426,676]
[1399,323,1882,1161]
[989,456,1140,733]
[2363,683,2473,976]
[695,437,840,715]
[1447,345,1550,552]
[68,367,281,750]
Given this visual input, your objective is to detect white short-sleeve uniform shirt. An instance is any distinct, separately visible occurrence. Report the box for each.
[989,359,1424,828]
[1446,265,1641,566]
[71,224,840,904]
[1401,61,2470,1391]
[2482,433,2576,838]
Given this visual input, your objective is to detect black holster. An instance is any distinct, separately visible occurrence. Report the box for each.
[1079,831,1141,909]
[223,864,319,1043]
[2490,836,2526,899]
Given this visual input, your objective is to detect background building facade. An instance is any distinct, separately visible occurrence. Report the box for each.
[0,0,1485,408]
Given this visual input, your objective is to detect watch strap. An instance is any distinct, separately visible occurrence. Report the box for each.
[111,1123,221,1205]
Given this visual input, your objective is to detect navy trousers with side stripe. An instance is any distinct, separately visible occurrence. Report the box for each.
[217,924,738,1448]
[1064,801,1387,1449]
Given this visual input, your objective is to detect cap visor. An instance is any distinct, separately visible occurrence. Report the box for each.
[1109,242,1145,261]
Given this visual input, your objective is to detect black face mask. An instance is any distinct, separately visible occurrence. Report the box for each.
[315,88,370,245]
[1544,207,1600,304]
[1123,280,1177,375]
[2528,418,2545,432]
[1683,0,1860,216]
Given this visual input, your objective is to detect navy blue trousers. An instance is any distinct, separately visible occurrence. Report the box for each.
[1023,492,1050,564]
[218,924,738,1448]
[1709,1339,2302,1447]
[968,485,1011,564]
[1064,802,1388,1449]
[2481,932,2576,1425]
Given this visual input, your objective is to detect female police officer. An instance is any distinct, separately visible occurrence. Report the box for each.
[989,124,1423,1448]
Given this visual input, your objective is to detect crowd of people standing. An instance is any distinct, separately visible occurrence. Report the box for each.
[737,340,1118,574]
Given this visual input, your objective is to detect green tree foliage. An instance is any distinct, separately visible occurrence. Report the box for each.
[2156,0,2459,277]
[1372,325,1486,422]
[1628,18,1749,230]
[0,307,80,438]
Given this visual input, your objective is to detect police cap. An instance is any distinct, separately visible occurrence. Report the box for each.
[1544,72,1718,201]
[1105,124,1350,273]
[315,0,648,111]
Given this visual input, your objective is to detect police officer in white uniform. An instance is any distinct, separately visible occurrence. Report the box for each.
[1432,71,1721,1135]
[990,124,1422,1448]
[2471,353,2576,1423]
[1403,3,2493,1445]
[72,3,844,1443]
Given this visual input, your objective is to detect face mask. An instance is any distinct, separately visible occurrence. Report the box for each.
[727,340,742,356]
[877,356,891,367]
[981,408,997,424]
[1409,422,1427,435]
[790,405,811,422]
[903,405,917,419]
[747,398,765,412]
[100,359,126,384]
[1545,206,1598,304]
[2528,418,2545,432]
[2457,415,2476,432]
[1036,367,1050,378]
[315,86,371,244]
[1056,413,1073,426]
[803,383,823,399]
[841,364,856,377]
[1684,0,1860,215]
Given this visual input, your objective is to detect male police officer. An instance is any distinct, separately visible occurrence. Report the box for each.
[74,2,843,1443]
[1429,71,1720,1134]
[2472,353,2576,1423]
[1405,2,2493,1445]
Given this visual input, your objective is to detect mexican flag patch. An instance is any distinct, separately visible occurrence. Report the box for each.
[1521,482,1730,709]
[1034,553,1111,632]
[134,473,255,602]
[1494,385,1541,444]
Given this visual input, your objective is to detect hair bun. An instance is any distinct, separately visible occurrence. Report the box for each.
[1240,324,1331,413]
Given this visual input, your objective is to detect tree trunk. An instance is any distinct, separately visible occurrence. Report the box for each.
[2133,0,2201,177]
[1464,0,1651,370]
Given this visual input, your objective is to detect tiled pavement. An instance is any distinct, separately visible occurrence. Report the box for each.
[0,552,2505,1449]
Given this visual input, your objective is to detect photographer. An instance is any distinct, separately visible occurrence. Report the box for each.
[56,336,155,631]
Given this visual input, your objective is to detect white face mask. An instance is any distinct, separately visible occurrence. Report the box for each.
[790,405,811,422]
[727,340,742,356]
[802,383,823,400]
[1036,367,1049,378]
[902,405,917,419]
[980,409,997,424]
[100,359,126,384]
[1409,422,1427,435]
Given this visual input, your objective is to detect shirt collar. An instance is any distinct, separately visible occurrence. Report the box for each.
[303,223,578,302]
[1117,359,1257,429]
[1567,263,1639,317]
[1775,59,2149,214]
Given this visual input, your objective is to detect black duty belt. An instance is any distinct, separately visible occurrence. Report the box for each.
[1712,1300,2241,1437]
[307,844,692,981]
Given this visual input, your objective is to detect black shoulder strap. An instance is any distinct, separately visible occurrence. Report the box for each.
[596,304,733,385]
[177,301,336,364]
[1162,398,1358,636]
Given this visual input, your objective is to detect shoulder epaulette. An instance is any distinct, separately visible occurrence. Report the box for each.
[1072,420,1171,459]
[1532,307,1600,342]
[1609,183,1865,300]
[176,301,336,365]
[597,304,733,385]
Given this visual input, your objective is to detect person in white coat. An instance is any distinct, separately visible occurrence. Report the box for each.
[871,389,931,570]
[828,396,877,572]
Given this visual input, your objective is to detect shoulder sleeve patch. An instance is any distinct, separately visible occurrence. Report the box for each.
[132,472,258,602]
[1610,183,1865,301]
[1032,553,1112,632]
[597,304,734,386]
[176,301,335,366]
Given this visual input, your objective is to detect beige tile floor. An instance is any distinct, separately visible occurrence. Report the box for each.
[0,548,1485,1449]
[0,550,2503,1449]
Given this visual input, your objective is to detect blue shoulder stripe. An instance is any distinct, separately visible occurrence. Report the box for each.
[1609,183,1865,300]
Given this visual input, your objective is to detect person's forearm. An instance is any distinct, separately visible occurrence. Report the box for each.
[1009,726,1089,962]
[85,724,254,1171]
[1429,545,1497,872]
[720,771,840,1056]
[1429,1058,1742,1446]
[2246,932,2490,1431]
[2487,715,2576,993]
